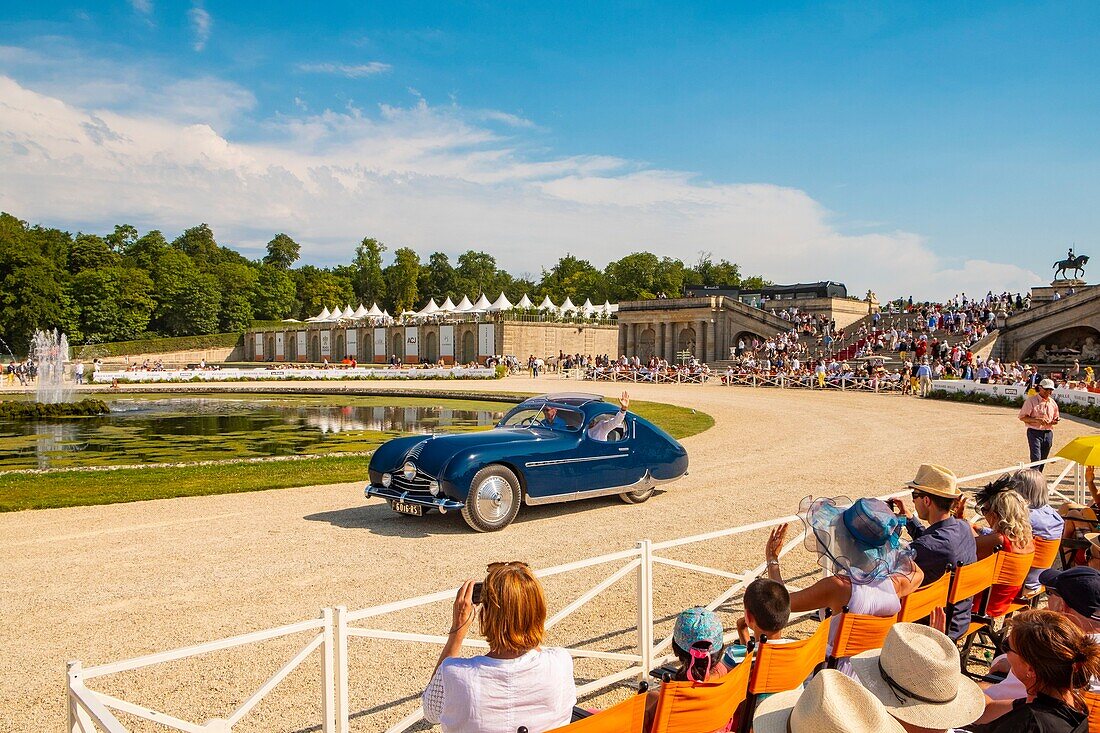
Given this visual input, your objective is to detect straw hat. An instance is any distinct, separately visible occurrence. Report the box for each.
[851,623,985,730]
[1060,502,1098,522]
[906,463,960,499]
[753,668,905,733]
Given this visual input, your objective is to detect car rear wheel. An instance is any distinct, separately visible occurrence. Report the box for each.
[462,465,522,532]
[619,488,654,504]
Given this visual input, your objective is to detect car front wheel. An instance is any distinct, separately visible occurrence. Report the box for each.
[461,465,522,532]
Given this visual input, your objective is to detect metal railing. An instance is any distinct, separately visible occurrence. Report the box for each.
[66,456,1082,732]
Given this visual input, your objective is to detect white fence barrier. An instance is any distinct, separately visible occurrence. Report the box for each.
[932,379,1100,408]
[66,457,1083,733]
[92,367,495,384]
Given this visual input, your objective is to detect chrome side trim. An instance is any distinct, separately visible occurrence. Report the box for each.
[524,454,630,468]
[524,471,655,506]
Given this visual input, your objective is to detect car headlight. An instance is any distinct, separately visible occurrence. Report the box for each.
[402,462,417,481]
[381,473,392,487]
[428,480,440,496]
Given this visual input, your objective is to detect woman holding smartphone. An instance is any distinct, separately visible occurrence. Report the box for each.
[422,561,576,733]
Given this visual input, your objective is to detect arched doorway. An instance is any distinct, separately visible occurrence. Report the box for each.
[335,334,346,361]
[639,327,656,361]
[677,326,697,360]
[391,332,403,362]
[424,331,438,363]
[286,332,297,361]
[732,331,766,357]
[461,330,476,364]
[358,330,370,361]
[266,336,275,362]
[1022,326,1100,365]
[310,335,320,362]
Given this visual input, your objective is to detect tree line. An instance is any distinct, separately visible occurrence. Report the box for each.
[0,212,768,353]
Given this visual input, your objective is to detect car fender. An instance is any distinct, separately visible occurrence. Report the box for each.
[441,449,527,500]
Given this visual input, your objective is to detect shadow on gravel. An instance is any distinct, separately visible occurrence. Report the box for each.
[305,490,669,538]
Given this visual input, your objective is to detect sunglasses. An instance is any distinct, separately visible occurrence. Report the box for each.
[911,490,931,500]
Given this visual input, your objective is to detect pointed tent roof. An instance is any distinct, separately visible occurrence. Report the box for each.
[455,295,474,312]
[488,293,513,311]
[341,305,355,319]
[353,303,368,319]
[471,293,492,311]
[317,306,332,321]
[439,296,456,312]
[600,300,614,317]
[418,298,439,315]
[559,296,577,313]
[516,294,534,309]
[382,309,392,320]
[581,298,596,316]
[366,303,383,317]
[538,295,558,311]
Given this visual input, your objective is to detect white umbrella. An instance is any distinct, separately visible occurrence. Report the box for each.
[366,303,384,317]
[538,295,558,312]
[418,298,440,315]
[471,293,492,311]
[516,294,534,309]
[489,293,513,311]
[455,295,474,312]
[560,296,577,313]
[439,296,456,312]
[353,304,368,319]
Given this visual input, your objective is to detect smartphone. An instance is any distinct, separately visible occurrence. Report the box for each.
[471,582,483,605]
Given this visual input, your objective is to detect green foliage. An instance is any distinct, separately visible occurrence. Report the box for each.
[0,399,109,419]
[70,267,155,342]
[354,237,387,306]
[88,331,243,357]
[386,247,421,313]
[263,233,301,269]
[254,265,297,320]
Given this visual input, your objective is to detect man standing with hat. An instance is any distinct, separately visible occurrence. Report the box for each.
[888,464,977,640]
[1019,378,1060,463]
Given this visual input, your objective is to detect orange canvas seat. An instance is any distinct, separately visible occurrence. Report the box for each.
[826,612,896,667]
[545,690,648,733]
[1016,537,1061,607]
[959,550,1035,669]
[898,573,951,624]
[1084,689,1100,733]
[649,649,754,733]
[737,616,831,733]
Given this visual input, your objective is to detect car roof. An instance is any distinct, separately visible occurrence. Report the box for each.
[525,393,605,407]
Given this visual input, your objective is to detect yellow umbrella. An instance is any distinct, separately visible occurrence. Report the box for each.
[1055,435,1100,466]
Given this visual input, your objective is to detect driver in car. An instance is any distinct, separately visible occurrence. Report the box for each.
[540,405,570,430]
[587,391,630,441]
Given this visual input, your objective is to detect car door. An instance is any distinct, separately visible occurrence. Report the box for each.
[577,416,647,491]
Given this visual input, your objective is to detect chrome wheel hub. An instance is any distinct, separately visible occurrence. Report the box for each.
[475,476,512,522]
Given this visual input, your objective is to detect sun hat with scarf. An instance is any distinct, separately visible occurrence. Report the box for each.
[798,496,916,585]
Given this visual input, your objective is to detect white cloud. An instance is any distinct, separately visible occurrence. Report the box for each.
[188,6,211,51]
[129,0,153,15]
[296,62,392,78]
[0,74,1042,300]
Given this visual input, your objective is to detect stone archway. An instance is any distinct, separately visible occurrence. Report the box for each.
[286,333,297,361]
[391,333,403,361]
[732,331,766,356]
[1022,326,1100,365]
[461,330,476,363]
[335,334,346,360]
[266,336,275,362]
[424,331,438,363]
[639,327,656,360]
[677,326,697,359]
[310,336,320,362]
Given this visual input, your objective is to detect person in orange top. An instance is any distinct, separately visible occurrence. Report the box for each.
[1018,378,1060,463]
[968,476,1035,617]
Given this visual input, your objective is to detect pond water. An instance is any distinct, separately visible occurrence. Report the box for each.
[0,395,507,470]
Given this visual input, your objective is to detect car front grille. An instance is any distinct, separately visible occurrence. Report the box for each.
[390,467,434,494]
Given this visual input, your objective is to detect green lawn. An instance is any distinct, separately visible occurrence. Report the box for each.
[0,398,713,511]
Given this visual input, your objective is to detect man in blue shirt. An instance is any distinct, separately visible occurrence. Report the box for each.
[915,359,933,397]
[888,464,977,640]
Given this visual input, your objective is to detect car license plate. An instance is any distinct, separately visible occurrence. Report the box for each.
[391,501,424,516]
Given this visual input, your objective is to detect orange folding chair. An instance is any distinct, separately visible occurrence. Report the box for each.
[649,649,754,733]
[826,612,896,668]
[1084,689,1100,733]
[961,550,1035,670]
[543,688,648,733]
[946,553,998,646]
[1012,536,1061,610]
[898,572,952,624]
[737,616,831,733]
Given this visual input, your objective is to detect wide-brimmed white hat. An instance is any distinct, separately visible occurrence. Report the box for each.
[850,623,985,730]
[753,668,905,733]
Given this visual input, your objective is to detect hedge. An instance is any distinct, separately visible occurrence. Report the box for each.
[0,399,110,418]
[928,389,1100,424]
[82,332,243,358]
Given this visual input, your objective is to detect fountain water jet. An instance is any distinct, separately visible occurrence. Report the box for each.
[30,329,72,404]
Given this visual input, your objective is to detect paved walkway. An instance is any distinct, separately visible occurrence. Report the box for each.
[1,377,1093,731]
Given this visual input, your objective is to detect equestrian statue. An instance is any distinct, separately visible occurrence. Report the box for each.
[1054,246,1089,280]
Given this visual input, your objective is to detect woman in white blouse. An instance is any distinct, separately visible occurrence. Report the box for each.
[423,561,576,733]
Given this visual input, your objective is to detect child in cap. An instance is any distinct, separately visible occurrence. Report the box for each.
[645,607,731,731]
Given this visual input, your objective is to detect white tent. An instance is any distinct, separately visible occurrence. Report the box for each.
[581,298,596,316]
[601,300,614,318]
[341,305,355,319]
[516,294,534,309]
[454,295,474,312]
[316,306,332,321]
[382,309,392,321]
[559,296,577,313]
[353,304,368,319]
[418,298,439,315]
[488,293,513,311]
[439,296,456,312]
[283,318,301,322]
[471,293,492,311]
[538,295,558,312]
[366,303,384,317]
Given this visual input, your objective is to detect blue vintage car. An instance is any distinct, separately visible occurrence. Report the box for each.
[364,393,689,531]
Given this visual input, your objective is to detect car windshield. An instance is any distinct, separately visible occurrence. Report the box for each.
[499,404,584,431]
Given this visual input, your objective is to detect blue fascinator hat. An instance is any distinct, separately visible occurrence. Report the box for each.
[798,496,915,586]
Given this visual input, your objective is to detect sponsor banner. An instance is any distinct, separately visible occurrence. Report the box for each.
[320,330,331,359]
[253,332,264,361]
[275,332,285,360]
[92,367,494,383]
[477,323,495,359]
[296,331,308,362]
[373,328,387,363]
[930,379,1098,407]
[405,326,419,363]
[346,329,358,361]
[440,325,455,364]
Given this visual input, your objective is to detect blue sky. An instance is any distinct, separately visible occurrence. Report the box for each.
[1,2,1098,298]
